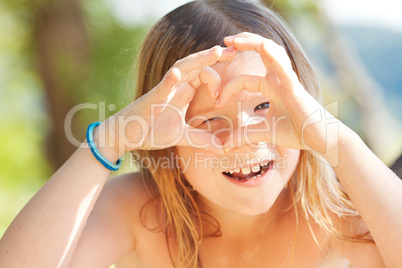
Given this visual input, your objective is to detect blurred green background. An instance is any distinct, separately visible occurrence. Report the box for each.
[1,0,401,245]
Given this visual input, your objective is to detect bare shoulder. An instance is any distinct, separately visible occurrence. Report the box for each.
[71,172,157,267]
[97,171,159,238]
[101,172,157,214]
[329,215,385,268]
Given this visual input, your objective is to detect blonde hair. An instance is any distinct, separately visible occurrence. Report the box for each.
[133,0,368,267]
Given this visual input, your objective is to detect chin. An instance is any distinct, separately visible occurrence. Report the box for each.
[230,204,273,216]
[216,191,282,216]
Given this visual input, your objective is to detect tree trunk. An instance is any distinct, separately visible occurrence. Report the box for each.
[33,0,89,170]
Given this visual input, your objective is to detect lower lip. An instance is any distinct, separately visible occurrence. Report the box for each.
[223,161,274,187]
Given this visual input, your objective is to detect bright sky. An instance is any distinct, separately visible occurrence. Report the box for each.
[105,0,191,25]
[321,0,402,33]
[107,0,402,33]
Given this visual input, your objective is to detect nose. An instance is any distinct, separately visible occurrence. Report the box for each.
[238,110,266,128]
[216,105,265,148]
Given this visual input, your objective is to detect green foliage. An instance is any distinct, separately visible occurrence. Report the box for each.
[77,0,149,124]
[0,0,149,237]
[0,1,50,235]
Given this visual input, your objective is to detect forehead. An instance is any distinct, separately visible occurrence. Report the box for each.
[186,51,266,118]
[213,51,266,83]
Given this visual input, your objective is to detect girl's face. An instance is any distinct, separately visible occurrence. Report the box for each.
[176,51,300,216]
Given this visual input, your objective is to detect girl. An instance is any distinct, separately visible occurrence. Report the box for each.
[1,0,401,267]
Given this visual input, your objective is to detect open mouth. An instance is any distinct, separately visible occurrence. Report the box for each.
[222,161,273,181]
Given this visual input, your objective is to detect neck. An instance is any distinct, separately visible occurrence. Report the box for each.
[195,188,292,240]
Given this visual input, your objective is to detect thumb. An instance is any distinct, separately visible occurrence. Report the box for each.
[223,121,272,153]
[176,125,225,155]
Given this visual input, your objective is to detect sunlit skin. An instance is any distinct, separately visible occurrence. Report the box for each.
[177,51,300,218]
[0,32,400,268]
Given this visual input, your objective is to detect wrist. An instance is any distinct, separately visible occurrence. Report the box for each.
[321,123,359,168]
[91,119,126,163]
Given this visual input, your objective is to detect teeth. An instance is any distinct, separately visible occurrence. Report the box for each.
[224,161,272,175]
[251,165,261,173]
[262,160,270,166]
[241,167,251,175]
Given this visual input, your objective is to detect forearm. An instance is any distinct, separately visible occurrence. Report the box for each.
[0,123,122,267]
[326,123,402,267]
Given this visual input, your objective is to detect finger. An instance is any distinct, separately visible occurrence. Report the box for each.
[190,66,222,99]
[170,66,222,108]
[224,33,295,82]
[152,67,182,100]
[216,74,266,108]
[222,109,303,152]
[224,32,272,55]
[223,121,272,153]
[173,46,237,75]
[220,46,237,61]
[152,47,236,101]
[151,67,220,115]
[224,32,267,55]
[169,81,195,108]
[176,125,225,155]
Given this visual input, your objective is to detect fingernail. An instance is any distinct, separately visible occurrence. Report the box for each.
[215,91,220,99]
[225,46,235,52]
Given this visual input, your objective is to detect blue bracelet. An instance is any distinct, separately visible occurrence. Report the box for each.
[86,121,122,171]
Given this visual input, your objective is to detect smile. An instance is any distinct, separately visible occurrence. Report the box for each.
[222,161,273,181]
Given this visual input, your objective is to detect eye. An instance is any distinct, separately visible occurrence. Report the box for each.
[254,102,270,111]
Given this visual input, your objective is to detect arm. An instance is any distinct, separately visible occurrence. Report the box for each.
[221,32,402,267]
[0,125,122,267]
[69,172,150,268]
[0,46,236,267]
[327,123,402,268]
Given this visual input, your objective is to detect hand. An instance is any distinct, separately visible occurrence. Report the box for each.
[104,45,237,155]
[218,32,338,155]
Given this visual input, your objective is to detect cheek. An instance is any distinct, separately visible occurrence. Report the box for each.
[176,147,195,178]
[175,148,228,206]
[175,147,214,190]
[276,148,300,177]
[175,146,301,216]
